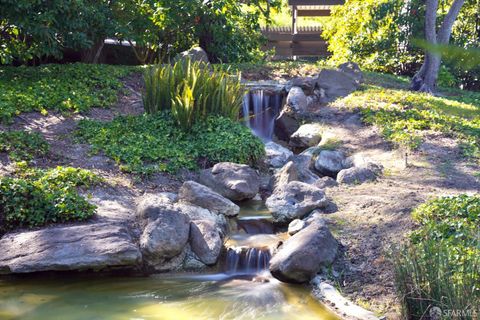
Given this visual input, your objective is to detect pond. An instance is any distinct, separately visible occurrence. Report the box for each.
[0,273,338,320]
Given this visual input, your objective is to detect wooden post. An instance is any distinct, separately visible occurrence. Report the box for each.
[292,5,298,35]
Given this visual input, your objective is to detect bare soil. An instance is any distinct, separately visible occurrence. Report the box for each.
[306,103,480,318]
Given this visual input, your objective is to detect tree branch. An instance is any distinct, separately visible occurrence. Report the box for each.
[424,0,439,44]
[438,0,466,44]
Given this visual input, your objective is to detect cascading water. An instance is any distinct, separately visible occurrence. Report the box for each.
[242,89,284,141]
[225,247,271,274]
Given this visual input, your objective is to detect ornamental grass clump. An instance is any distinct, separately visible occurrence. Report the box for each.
[143,59,244,130]
[392,194,480,319]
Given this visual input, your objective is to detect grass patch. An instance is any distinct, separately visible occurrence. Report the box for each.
[334,84,480,159]
[76,113,265,175]
[0,130,49,162]
[0,63,137,122]
[0,165,101,232]
[392,195,480,319]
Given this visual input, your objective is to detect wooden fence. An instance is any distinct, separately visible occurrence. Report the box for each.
[261,26,327,57]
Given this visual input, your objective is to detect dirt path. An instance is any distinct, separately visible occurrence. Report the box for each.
[306,103,480,318]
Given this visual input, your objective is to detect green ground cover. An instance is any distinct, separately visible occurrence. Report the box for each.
[0,131,49,162]
[76,113,265,175]
[0,63,137,122]
[0,165,101,232]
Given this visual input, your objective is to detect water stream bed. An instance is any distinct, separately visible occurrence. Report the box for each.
[0,201,340,320]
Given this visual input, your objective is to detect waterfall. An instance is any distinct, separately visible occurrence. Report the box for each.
[225,247,272,274]
[242,89,283,141]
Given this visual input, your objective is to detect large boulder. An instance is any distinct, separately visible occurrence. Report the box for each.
[317,69,359,103]
[314,150,346,177]
[189,220,223,265]
[265,181,329,224]
[178,181,239,217]
[175,203,228,236]
[289,123,323,148]
[274,106,301,142]
[199,162,260,201]
[264,141,294,168]
[174,46,209,65]
[286,87,308,112]
[269,219,338,283]
[337,167,377,185]
[0,223,141,274]
[140,210,190,270]
[313,176,338,189]
[338,62,363,85]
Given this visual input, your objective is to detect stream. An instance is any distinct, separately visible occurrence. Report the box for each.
[0,200,339,320]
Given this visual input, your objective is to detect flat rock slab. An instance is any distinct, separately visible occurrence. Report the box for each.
[0,223,142,274]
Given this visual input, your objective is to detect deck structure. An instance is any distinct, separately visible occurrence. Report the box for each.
[262,0,344,57]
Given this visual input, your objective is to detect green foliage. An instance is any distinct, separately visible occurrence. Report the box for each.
[0,166,100,232]
[0,63,135,122]
[76,113,265,175]
[0,0,115,64]
[0,131,49,162]
[392,195,480,319]
[323,0,480,89]
[334,84,480,159]
[0,0,278,64]
[143,60,244,130]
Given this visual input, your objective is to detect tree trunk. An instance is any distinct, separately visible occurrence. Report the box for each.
[411,0,466,93]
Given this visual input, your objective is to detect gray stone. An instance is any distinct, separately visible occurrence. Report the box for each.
[265,181,329,224]
[314,150,346,177]
[140,210,190,269]
[316,69,359,103]
[293,154,320,185]
[285,77,315,95]
[174,47,209,65]
[178,181,239,217]
[265,141,294,168]
[274,106,301,142]
[136,193,177,224]
[337,167,377,185]
[269,161,299,192]
[313,176,338,189]
[288,219,306,235]
[199,162,260,201]
[190,220,223,265]
[182,245,208,271]
[343,154,383,175]
[0,223,141,274]
[289,123,323,148]
[338,62,363,84]
[286,87,308,112]
[270,219,338,283]
[174,203,228,236]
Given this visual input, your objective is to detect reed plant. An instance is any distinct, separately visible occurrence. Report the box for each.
[143,59,244,130]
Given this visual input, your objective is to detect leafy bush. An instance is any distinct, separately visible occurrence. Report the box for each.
[393,195,480,319]
[0,166,101,232]
[0,63,135,122]
[143,60,244,130]
[76,113,265,175]
[334,85,480,159]
[0,131,49,162]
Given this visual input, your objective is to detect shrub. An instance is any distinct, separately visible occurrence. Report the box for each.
[393,195,480,319]
[0,63,135,123]
[76,113,265,175]
[143,60,244,130]
[0,131,49,162]
[0,166,101,232]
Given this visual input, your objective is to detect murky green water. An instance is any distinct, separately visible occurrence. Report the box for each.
[0,273,338,320]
